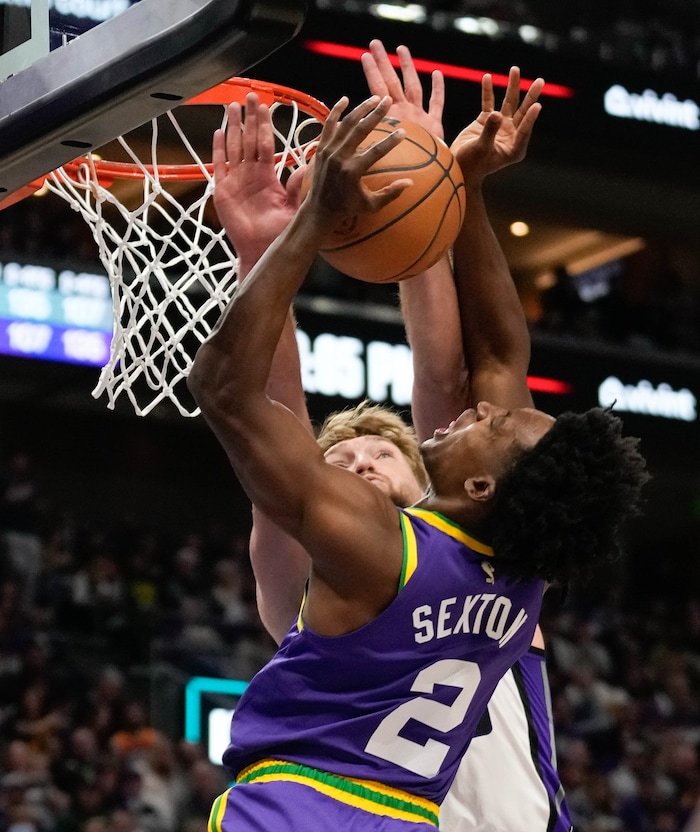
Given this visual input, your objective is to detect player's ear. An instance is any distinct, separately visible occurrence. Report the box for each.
[464,475,496,502]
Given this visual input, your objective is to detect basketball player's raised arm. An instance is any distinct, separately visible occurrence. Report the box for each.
[212,92,314,642]
[450,68,544,409]
[189,95,411,623]
[361,40,467,442]
[360,45,542,437]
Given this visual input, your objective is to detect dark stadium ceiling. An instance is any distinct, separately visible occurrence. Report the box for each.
[7,0,700,294]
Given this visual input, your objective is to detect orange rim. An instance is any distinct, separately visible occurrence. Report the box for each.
[61,78,329,186]
[185,77,329,121]
[2,78,329,202]
[0,181,46,211]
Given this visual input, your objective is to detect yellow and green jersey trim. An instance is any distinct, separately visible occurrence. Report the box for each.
[220,758,439,827]
[296,582,308,632]
[399,509,419,588]
[404,507,494,558]
[208,787,232,832]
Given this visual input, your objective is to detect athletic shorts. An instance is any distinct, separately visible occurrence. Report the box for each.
[208,759,439,832]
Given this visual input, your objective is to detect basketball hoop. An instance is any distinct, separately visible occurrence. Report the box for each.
[40,78,329,417]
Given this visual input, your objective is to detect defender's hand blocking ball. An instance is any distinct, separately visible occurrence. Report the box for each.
[303,119,466,283]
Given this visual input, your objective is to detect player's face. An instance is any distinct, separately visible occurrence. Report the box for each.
[421,401,555,493]
[324,435,424,507]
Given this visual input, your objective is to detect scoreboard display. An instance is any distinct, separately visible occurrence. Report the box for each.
[0,259,112,365]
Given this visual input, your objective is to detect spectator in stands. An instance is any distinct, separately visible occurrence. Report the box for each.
[7,680,70,758]
[52,726,102,796]
[129,734,188,832]
[0,581,34,715]
[180,757,228,826]
[161,534,208,612]
[207,558,249,640]
[109,700,161,765]
[0,451,45,607]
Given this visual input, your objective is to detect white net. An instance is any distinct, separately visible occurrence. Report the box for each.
[44,81,327,417]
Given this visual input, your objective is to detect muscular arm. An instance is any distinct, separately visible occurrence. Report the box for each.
[212,97,315,642]
[189,95,411,636]
[255,304,313,640]
[363,51,547,672]
[361,41,468,441]
[452,180,532,408]
[451,69,543,409]
[449,74,548,661]
[400,259,468,441]
[361,45,542,437]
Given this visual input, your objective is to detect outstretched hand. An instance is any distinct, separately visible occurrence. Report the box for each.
[361,39,444,140]
[451,67,544,184]
[300,95,412,236]
[212,93,306,271]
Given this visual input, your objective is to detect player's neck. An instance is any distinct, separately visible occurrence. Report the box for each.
[411,491,489,532]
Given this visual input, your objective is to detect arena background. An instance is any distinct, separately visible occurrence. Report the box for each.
[1,3,699,830]
[1,0,698,598]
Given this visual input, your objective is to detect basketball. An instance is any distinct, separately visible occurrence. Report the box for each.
[302,118,466,284]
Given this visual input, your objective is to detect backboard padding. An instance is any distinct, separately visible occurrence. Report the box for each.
[0,0,307,198]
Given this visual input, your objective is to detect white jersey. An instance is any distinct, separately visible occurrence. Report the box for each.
[440,648,572,832]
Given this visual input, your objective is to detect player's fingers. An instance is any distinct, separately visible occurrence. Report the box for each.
[512,101,542,150]
[344,95,391,142]
[285,166,306,208]
[396,45,422,104]
[357,123,404,172]
[212,128,228,182]
[366,177,412,212]
[317,95,386,162]
[481,73,495,112]
[369,39,405,100]
[427,70,446,128]
[361,52,389,98]
[223,102,244,165]
[501,67,520,117]
[256,104,275,165]
[476,111,502,150]
[315,96,392,183]
[241,92,261,161]
[513,78,545,127]
[318,96,349,146]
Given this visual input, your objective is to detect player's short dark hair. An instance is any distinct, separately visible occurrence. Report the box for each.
[485,407,649,585]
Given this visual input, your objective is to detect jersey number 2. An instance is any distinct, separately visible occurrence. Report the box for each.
[364,659,481,778]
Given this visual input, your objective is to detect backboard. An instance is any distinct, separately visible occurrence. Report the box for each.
[0,0,307,200]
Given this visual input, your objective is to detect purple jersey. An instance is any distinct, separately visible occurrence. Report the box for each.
[219,508,544,827]
[440,648,572,831]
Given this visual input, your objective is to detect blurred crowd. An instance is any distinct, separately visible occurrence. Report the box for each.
[0,449,276,832]
[542,591,700,831]
[1,444,700,832]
